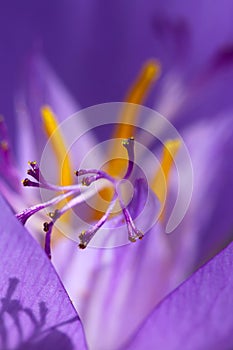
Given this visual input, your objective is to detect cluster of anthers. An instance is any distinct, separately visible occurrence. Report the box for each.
[16,137,144,259]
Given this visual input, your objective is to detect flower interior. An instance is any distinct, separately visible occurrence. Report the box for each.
[16,60,181,259]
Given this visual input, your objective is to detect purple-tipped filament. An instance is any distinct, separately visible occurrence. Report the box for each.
[16,137,144,259]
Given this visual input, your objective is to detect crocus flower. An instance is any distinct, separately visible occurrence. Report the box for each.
[1,3,233,350]
[1,49,233,350]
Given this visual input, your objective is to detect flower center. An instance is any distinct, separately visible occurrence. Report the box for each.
[17,137,143,258]
[94,61,160,219]
[16,59,181,259]
[116,179,134,208]
[105,60,161,179]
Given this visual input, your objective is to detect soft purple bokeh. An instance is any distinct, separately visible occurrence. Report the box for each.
[1,1,233,139]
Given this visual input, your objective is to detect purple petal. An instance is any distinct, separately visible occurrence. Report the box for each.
[58,0,233,108]
[172,62,233,129]
[185,114,233,265]
[53,112,233,349]
[15,54,99,181]
[124,240,233,350]
[166,114,233,275]
[53,180,173,350]
[0,195,87,350]
[15,53,80,165]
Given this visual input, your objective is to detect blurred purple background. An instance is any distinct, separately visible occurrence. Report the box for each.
[1,0,233,143]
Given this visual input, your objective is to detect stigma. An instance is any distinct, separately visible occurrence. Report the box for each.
[16,138,144,259]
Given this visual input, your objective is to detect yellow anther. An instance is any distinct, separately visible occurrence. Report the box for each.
[28,160,37,166]
[41,106,73,239]
[41,106,72,186]
[93,61,161,220]
[125,60,161,105]
[151,139,181,220]
[106,60,161,178]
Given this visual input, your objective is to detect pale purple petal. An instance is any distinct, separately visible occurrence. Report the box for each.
[60,0,233,108]
[15,54,100,182]
[124,240,233,350]
[0,195,87,350]
[184,114,233,265]
[53,180,174,350]
[164,114,233,280]
[1,0,233,117]
[153,0,233,71]
[172,59,233,129]
[15,53,80,166]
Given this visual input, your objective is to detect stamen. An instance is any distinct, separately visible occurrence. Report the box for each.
[24,161,83,192]
[92,137,136,220]
[19,157,146,255]
[122,137,135,179]
[18,162,115,258]
[41,106,74,235]
[40,183,105,258]
[125,60,161,105]
[117,185,144,242]
[115,60,161,139]
[151,139,181,218]
[92,61,161,220]
[76,168,115,188]
[121,205,143,242]
[41,106,72,187]
[44,209,62,259]
[19,64,162,254]
[16,190,74,225]
[107,60,161,178]
[82,175,104,186]
[43,221,54,259]
[78,194,117,249]
[48,209,59,220]
[57,184,108,217]
[27,161,40,181]
[22,178,40,188]
[28,160,37,170]
[19,163,109,227]
[75,169,115,183]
